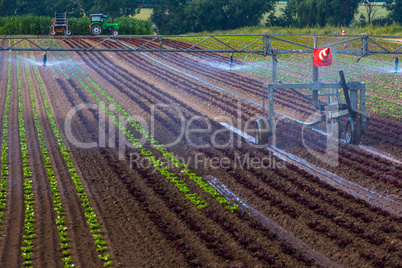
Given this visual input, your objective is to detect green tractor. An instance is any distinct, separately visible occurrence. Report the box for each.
[89,14,120,35]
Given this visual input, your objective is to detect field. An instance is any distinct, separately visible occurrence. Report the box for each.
[0,35,400,267]
[131,8,153,21]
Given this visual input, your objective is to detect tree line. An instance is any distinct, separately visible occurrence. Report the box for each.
[0,0,142,18]
[267,0,402,27]
[151,0,278,34]
[150,0,402,34]
[0,0,401,34]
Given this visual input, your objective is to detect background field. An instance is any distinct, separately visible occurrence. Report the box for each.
[132,2,391,26]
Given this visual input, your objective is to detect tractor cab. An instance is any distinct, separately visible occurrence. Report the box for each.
[91,14,106,23]
[89,14,120,36]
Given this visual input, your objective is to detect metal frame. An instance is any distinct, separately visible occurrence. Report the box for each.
[260,35,384,144]
[0,34,400,55]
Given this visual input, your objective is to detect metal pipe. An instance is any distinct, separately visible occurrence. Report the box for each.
[339,70,353,116]
[312,36,324,111]
[360,83,366,133]
[268,85,274,136]
[272,51,277,82]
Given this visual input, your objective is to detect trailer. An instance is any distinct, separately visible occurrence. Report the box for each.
[50,12,71,36]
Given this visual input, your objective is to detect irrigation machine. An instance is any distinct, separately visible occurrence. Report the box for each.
[255,42,371,146]
[254,34,400,146]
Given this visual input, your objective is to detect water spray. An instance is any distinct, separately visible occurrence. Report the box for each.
[43,52,47,67]
[395,53,399,74]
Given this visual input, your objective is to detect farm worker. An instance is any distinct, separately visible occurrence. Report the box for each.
[395,54,399,74]
[229,52,233,70]
[43,52,47,66]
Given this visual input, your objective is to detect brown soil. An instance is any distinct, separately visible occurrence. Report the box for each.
[0,38,400,268]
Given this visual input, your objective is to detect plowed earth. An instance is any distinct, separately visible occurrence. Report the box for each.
[0,37,400,268]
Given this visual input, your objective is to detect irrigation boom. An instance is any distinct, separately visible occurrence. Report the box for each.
[0,34,401,57]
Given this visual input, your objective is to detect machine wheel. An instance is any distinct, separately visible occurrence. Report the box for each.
[255,117,270,145]
[65,29,72,36]
[345,117,361,145]
[111,29,119,36]
[50,29,56,36]
[327,119,342,139]
[91,24,102,35]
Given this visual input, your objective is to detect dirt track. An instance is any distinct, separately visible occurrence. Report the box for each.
[0,37,400,267]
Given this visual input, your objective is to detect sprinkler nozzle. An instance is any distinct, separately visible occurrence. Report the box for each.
[229,52,233,70]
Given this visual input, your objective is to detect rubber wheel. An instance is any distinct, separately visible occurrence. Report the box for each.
[91,24,102,35]
[345,117,361,145]
[65,29,72,36]
[111,29,119,36]
[327,119,342,139]
[50,29,56,36]
[255,117,270,145]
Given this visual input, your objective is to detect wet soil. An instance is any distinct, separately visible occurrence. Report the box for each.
[0,38,400,268]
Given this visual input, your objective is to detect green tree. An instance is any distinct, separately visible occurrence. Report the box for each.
[362,0,379,24]
[152,0,278,34]
[151,0,188,34]
[384,0,402,23]
[0,0,17,16]
[89,0,139,18]
[0,0,140,17]
[289,0,360,27]
[266,0,296,27]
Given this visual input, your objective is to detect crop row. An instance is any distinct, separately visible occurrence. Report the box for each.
[55,40,331,267]
[73,43,396,266]
[70,38,402,266]
[49,72,239,266]
[215,140,400,224]
[16,51,36,266]
[33,39,113,266]
[54,66,244,266]
[169,36,401,99]
[106,37,402,146]
[51,38,239,212]
[118,40,402,187]
[166,37,402,119]
[201,144,402,266]
[61,105,204,266]
[301,131,401,188]
[55,67,316,266]
[22,48,75,267]
[127,38,402,147]
[0,46,12,234]
[48,42,210,209]
[125,156,313,266]
[82,37,402,191]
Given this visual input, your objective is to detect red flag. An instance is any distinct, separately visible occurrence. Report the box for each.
[314,48,332,67]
